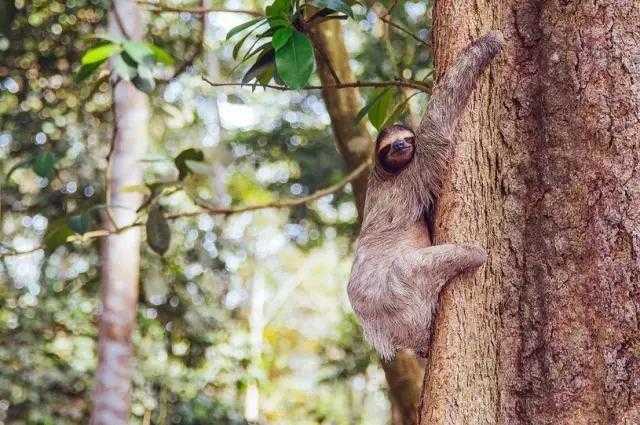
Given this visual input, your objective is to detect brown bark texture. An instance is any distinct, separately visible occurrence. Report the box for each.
[419,1,640,425]
[307,19,425,425]
[90,1,149,424]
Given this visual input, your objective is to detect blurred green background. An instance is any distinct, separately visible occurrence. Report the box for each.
[0,0,432,423]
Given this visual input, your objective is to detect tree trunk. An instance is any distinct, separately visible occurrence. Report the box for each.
[307,19,424,425]
[90,2,149,424]
[419,1,640,424]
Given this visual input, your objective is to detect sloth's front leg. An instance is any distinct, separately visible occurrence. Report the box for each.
[390,244,487,300]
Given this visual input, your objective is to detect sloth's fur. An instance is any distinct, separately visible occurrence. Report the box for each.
[347,32,504,360]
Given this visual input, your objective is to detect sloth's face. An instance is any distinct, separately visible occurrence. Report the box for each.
[376,124,415,174]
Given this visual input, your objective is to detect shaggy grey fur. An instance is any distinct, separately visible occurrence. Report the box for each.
[347,32,504,360]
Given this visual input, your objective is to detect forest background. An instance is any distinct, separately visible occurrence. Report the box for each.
[0,0,434,423]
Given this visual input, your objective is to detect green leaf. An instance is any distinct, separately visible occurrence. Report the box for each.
[275,31,314,89]
[272,27,293,50]
[355,88,389,123]
[368,88,395,130]
[242,49,276,84]
[146,204,171,256]
[67,213,89,235]
[255,27,276,39]
[87,34,122,44]
[120,51,138,67]
[132,76,154,93]
[382,95,414,128]
[233,31,254,60]
[76,60,107,82]
[123,41,154,65]
[226,18,265,40]
[266,0,292,18]
[268,17,290,29]
[44,219,74,253]
[146,43,174,65]
[239,37,264,64]
[112,54,137,81]
[132,64,155,93]
[81,43,122,65]
[174,148,205,180]
[241,41,271,63]
[33,152,56,179]
[183,160,212,176]
[310,0,353,18]
[257,64,275,86]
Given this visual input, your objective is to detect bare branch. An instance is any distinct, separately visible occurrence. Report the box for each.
[167,0,206,80]
[138,0,424,47]
[172,158,371,217]
[0,160,371,258]
[202,76,432,93]
[137,0,263,16]
[377,14,428,46]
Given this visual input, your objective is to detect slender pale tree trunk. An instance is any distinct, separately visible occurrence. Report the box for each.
[244,274,266,423]
[419,1,640,424]
[307,20,424,425]
[90,2,149,424]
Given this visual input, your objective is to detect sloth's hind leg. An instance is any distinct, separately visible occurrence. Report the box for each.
[385,244,486,355]
[427,244,487,282]
[391,244,487,299]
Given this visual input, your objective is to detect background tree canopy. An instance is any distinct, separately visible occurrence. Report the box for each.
[0,0,433,423]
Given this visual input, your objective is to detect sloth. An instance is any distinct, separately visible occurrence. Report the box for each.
[347,32,504,360]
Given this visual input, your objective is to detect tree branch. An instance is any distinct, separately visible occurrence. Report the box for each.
[202,76,432,93]
[136,0,263,16]
[166,0,207,80]
[0,160,371,258]
[377,14,428,46]
[138,0,425,46]
[174,158,371,217]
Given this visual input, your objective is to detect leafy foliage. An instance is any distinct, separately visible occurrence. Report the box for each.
[274,31,315,89]
[310,0,354,18]
[146,204,171,256]
[76,40,173,92]
[68,213,90,235]
[367,88,397,130]
[174,148,206,180]
[32,151,56,179]
[0,0,435,423]
[43,218,74,253]
[227,0,322,89]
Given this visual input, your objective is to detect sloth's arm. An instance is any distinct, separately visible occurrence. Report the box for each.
[390,244,487,298]
[419,31,504,141]
[413,32,504,200]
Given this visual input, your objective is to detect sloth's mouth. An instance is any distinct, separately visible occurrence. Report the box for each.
[390,145,412,158]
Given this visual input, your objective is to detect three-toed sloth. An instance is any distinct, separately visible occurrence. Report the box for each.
[347,32,504,360]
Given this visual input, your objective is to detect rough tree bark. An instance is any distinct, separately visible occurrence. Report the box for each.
[419,1,640,424]
[307,19,425,425]
[90,1,150,424]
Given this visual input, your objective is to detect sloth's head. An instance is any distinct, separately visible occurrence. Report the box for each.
[375,124,416,174]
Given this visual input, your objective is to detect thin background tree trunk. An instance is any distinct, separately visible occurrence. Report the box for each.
[90,1,150,424]
[307,20,425,425]
[420,1,640,424]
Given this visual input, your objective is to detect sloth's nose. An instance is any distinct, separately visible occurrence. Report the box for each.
[392,140,407,151]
